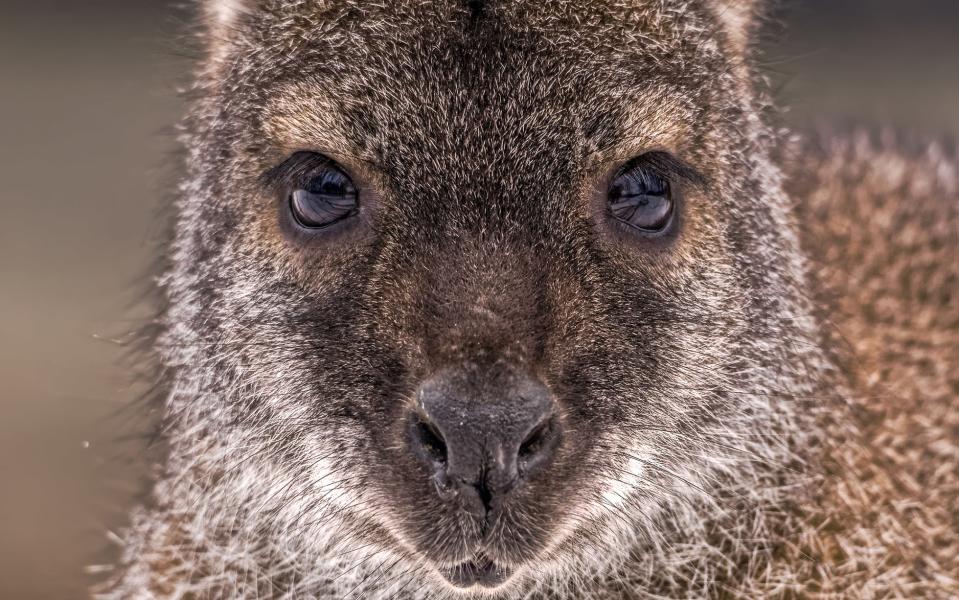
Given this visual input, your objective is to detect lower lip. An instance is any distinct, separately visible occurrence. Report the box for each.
[440,558,514,589]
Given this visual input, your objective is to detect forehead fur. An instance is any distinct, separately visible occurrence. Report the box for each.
[201,0,762,64]
[201,0,754,177]
[204,0,760,27]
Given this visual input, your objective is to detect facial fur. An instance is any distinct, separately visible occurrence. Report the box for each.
[101,1,863,598]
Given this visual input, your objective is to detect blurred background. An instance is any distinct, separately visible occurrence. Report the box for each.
[0,1,956,598]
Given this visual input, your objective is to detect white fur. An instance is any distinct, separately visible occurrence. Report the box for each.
[206,0,246,28]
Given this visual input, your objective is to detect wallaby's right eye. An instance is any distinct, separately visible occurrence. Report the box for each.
[289,161,358,229]
[263,152,363,236]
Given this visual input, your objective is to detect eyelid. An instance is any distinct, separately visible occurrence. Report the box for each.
[260,151,337,192]
[618,151,707,188]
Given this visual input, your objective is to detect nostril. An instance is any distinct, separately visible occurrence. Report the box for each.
[412,417,448,465]
[518,415,556,461]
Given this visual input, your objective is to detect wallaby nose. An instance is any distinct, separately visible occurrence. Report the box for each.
[408,367,560,516]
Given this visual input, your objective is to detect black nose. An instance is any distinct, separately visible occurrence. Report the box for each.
[408,366,560,516]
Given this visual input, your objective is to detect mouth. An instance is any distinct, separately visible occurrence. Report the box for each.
[438,554,514,589]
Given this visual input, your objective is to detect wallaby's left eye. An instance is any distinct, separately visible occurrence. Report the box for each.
[607,158,674,233]
[289,161,358,229]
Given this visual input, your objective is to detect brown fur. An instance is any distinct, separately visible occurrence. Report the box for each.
[784,129,958,596]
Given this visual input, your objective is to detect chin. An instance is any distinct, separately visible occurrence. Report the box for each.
[436,558,516,591]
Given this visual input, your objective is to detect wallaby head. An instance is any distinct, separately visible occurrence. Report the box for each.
[120,1,832,597]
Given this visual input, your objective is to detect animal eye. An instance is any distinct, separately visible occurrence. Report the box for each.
[607,158,674,233]
[289,161,358,229]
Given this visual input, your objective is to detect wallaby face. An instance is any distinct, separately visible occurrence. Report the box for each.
[112,1,844,597]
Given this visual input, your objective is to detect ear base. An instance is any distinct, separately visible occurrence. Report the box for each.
[203,0,255,31]
[200,0,260,68]
[711,0,762,55]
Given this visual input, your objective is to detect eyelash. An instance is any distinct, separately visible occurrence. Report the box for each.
[261,152,337,192]
[617,152,705,188]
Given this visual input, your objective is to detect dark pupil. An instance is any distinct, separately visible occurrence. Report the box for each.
[291,167,358,228]
[608,168,672,231]
[307,168,352,195]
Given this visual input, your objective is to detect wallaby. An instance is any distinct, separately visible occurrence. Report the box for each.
[99,1,958,597]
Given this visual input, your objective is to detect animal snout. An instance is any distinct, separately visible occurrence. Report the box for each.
[408,367,561,516]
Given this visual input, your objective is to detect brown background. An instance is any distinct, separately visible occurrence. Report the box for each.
[1,1,956,598]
